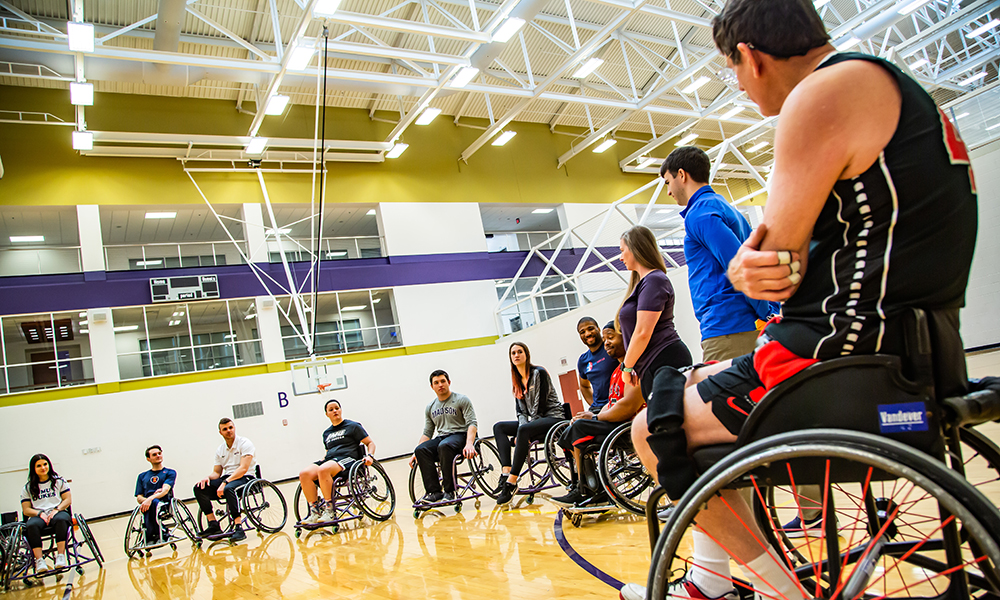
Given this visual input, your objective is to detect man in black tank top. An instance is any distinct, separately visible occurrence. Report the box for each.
[620,2,978,600]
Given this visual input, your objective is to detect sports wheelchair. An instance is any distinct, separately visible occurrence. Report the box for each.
[644,309,1000,599]
[292,458,395,535]
[124,497,199,558]
[195,465,287,544]
[1,511,103,590]
[409,438,503,517]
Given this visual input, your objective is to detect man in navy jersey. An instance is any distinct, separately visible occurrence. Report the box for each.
[135,445,177,545]
[622,0,977,599]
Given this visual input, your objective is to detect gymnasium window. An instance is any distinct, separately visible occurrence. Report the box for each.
[114,299,263,380]
[495,277,581,334]
[279,289,401,360]
[0,310,94,395]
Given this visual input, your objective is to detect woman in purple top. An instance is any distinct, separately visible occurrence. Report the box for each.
[616,225,693,394]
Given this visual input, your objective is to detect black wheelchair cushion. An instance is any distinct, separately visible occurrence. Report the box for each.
[692,445,736,474]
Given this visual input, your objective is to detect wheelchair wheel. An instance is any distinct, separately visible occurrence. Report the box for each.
[599,423,656,515]
[472,439,505,499]
[544,420,573,487]
[650,430,1000,600]
[123,507,146,559]
[75,514,103,567]
[170,499,199,542]
[407,463,426,506]
[241,480,287,533]
[351,461,396,521]
[293,484,308,523]
[2,525,30,591]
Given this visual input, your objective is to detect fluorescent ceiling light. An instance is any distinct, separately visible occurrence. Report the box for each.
[10,236,44,243]
[72,130,93,150]
[314,0,342,16]
[957,112,970,118]
[67,22,94,53]
[168,319,181,326]
[492,130,517,146]
[681,76,711,94]
[114,325,140,332]
[136,260,162,266]
[835,35,861,51]
[386,143,409,158]
[341,305,368,311]
[719,105,744,120]
[960,71,987,85]
[676,132,699,146]
[532,208,554,214]
[265,228,291,235]
[264,94,290,116]
[450,66,480,88]
[637,156,657,169]
[748,141,769,152]
[287,45,315,71]
[145,212,176,219]
[246,137,268,155]
[572,57,603,79]
[986,122,1000,131]
[966,18,1000,38]
[909,58,929,69]
[70,82,93,106]
[373,298,381,303]
[493,17,525,42]
[415,107,442,125]
[366,209,376,216]
[80,329,89,334]
[592,138,617,153]
[898,0,930,14]
[244,313,256,320]
[79,312,87,318]
[326,250,348,258]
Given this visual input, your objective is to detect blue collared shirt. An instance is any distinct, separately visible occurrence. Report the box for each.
[681,186,778,339]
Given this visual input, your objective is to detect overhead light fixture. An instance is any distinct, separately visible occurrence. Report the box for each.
[676,132,699,146]
[244,313,257,320]
[145,212,176,219]
[341,305,368,311]
[956,112,970,119]
[532,208,554,214]
[572,57,603,79]
[960,71,987,85]
[492,130,517,146]
[966,18,1000,38]
[79,312,87,318]
[450,66,480,88]
[168,319,182,326]
[719,105,745,120]
[80,329,89,334]
[637,156,657,169]
[681,76,711,94]
[835,35,861,51]
[366,209,376,216]
[909,58,929,69]
[136,260,163,266]
[372,298,381,303]
[67,22,94,53]
[898,0,930,14]
[287,44,315,71]
[326,250,348,258]
[265,228,291,235]
[386,143,409,158]
[72,130,93,150]
[592,138,617,153]
[113,325,140,332]
[10,236,44,243]
[314,0,343,16]
[748,141,770,152]
[70,82,94,106]
[264,94,290,116]
[415,107,442,125]
[245,137,268,155]
[986,122,1000,131]
[493,17,526,43]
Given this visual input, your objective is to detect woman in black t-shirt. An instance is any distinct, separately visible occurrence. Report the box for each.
[297,399,376,524]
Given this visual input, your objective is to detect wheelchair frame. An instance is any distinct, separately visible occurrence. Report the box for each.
[123,497,199,558]
[1,512,103,590]
[293,458,395,535]
[195,466,287,544]
[409,438,502,517]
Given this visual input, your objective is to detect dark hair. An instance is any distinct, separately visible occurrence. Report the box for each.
[661,146,711,183]
[145,445,162,458]
[429,369,450,385]
[603,321,616,332]
[712,0,830,64]
[219,418,233,427]
[509,342,534,400]
[27,454,59,500]
[577,317,598,330]
[324,398,342,411]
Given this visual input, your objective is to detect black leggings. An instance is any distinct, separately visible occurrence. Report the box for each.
[493,417,563,477]
[639,340,694,396]
[24,510,72,549]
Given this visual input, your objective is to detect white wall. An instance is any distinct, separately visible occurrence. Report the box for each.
[964,141,1000,349]
[394,280,499,346]
[379,203,487,256]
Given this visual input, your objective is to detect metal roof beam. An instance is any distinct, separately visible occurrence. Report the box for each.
[895,0,1000,57]
[324,11,491,43]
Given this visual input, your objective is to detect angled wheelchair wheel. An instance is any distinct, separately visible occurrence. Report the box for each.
[241,480,287,533]
[352,461,396,521]
[544,420,573,487]
[293,484,308,524]
[170,499,199,542]
[598,423,656,515]
[123,507,146,559]
[75,514,103,567]
[472,439,505,500]
[2,525,31,591]
[650,430,1000,600]
[408,462,428,506]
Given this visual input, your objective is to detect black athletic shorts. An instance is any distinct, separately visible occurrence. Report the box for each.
[557,419,626,451]
[314,456,358,472]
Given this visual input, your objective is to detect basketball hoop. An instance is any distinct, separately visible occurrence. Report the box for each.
[317,382,333,394]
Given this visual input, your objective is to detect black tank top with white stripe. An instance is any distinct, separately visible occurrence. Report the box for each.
[767,52,978,360]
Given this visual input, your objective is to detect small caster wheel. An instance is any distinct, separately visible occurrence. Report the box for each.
[571,514,582,528]
[475,500,482,509]
[196,541,203,549]
[527,495,534,505]
[295,529,301,539]
[455,503,462,513]
[413,510,421,518]
[332,524,339,533]
[76,567,85,576]
[146,550,152,557]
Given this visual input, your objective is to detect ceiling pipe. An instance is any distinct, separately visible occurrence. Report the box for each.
[144,0,190,86]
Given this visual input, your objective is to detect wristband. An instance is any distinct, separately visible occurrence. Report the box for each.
[622,366,634,374]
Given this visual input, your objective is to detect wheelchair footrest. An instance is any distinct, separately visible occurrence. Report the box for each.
[943,389,1000,427]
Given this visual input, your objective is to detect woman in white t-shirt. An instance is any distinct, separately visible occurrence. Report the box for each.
[20,454,73,573]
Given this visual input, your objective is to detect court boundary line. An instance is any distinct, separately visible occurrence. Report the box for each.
[553,511,624,590]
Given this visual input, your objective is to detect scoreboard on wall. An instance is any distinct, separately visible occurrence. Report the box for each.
[150,275,220,303]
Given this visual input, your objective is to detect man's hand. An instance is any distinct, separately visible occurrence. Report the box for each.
[463,443,478,459]
[728,225,801,302]
[408,454,417,468]
[216,482,226,498]
[571,410,594,423]
[196,477,211,489]
[140,498,153,513]
[363,455,374,466]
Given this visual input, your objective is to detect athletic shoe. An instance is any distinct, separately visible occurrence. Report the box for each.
[781,514,826,539]
[320,503,337,522]
[419,491,444,505]
[199,521,223,537]
[230,528,247,543]
[550,485,586,507]
[303,501,325,524]
[443,492,455,502]
[619,573,739,600]
[574,489,612,509]
[35,557,50,573]
[161,527,172,540]
[657,503,676,522]
[54,554,68,569]
[495,482,516,506]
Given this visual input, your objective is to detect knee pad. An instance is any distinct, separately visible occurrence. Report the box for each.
[645,366,687,432]
[578,453,599,494]
[644,366,698,501]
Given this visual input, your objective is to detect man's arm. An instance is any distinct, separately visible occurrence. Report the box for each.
[197,465,223,489]
[597,382,643,423]
[217,454,252,498]
[578,375,593,406]
[693,213,778,321]
[463,425,478,458]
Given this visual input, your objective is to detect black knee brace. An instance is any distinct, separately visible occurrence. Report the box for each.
[645,366,698,501]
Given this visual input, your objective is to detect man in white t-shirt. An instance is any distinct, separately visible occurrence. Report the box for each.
[193,418,256,542]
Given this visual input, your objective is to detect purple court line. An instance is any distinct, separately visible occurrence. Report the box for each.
[553,510,624,590]
[61,569,76,600]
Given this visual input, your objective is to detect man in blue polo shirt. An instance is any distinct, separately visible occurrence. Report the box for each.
[135,445,177,545]
[661,146,778,362]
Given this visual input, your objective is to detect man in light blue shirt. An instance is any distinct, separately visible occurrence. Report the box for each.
[661,146,778,361]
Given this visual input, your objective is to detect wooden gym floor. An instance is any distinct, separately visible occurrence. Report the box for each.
[5,351,1000,600]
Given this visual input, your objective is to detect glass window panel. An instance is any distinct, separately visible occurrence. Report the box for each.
[371,290,396,328]
[143,304,191,349]
[337,290,373,334]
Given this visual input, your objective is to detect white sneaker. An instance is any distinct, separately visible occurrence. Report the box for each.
[303,501,325,524]
[54,554,68,569]
[620,583,645,600]
[320,503,337,523]
[35,557,50,573]
[619,576,740,600]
